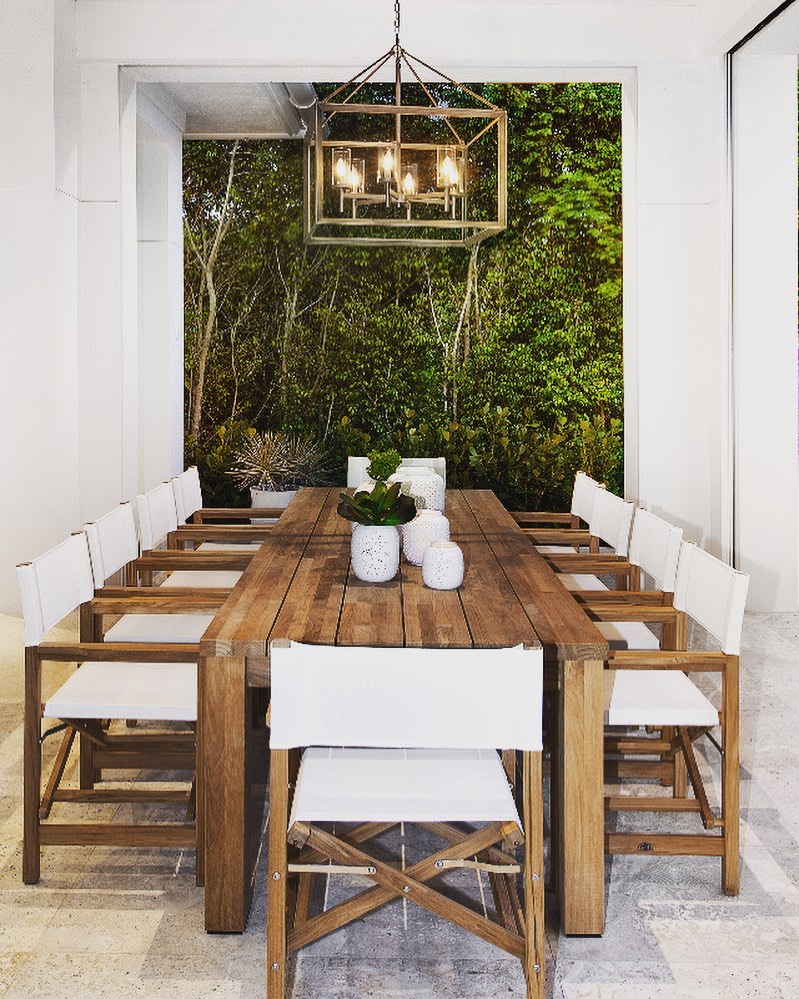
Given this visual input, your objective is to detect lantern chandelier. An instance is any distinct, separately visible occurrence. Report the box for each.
[304,0,507,247]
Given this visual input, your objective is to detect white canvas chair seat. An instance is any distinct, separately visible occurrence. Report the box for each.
[103,613,214,644]
[604,668,718,727]
[161,569,242,588]
[45,661,196,722]
[559,573,608,591]
[596,620,659,651]
[290,747,521,827]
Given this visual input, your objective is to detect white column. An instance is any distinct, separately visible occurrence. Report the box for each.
[732,54,799,611]
[78,63,130,518]
[136,89,185,488]
[634,62,726,557]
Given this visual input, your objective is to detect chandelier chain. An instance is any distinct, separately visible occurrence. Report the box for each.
[394,0,401,50]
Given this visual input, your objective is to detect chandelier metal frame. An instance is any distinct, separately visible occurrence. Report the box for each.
[303,0,507,247]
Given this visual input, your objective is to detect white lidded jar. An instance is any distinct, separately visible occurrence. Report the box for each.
[350,524,401,582]
[402,509,450,566]
[422,540,465,590]
[389,466,445,512]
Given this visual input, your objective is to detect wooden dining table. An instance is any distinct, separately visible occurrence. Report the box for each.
[197,486,608,936]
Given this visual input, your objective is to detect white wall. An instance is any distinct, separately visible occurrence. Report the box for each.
[0,0,81,612]
[732,54,799,610]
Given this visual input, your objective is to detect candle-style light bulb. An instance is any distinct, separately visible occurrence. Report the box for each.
[402,170,416,196]
[335,157,349,183]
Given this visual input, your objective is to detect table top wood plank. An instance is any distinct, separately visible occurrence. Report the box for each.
[268,490,350,647]
[446,491,541,650]
[199,488,330,659]
[462,490,608,662]
[400,562,472,648]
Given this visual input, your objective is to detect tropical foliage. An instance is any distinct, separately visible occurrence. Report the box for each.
[184,83,623,509]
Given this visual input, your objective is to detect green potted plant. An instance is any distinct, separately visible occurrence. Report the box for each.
[229,430,326,518]
[338,480,416,582]
[365,448,402,482]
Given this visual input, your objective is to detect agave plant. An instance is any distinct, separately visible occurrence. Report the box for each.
[229,430,326,491]
[337,480,417,526]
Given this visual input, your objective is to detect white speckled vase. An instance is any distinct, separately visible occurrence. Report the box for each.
[389,467,445,512]
[350,524,400,582]
[402,510,450,566]
[422,540,465,590]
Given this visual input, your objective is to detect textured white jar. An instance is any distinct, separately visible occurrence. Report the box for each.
[389,466,445,512]
[422,540,465,590]
[351,524,400,582]
[402,510,450,566]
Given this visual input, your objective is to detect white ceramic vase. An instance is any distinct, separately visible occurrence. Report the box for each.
[422,540,465,590]
[402,510,450,566]
[350,524,401,582]
[389,466,445,512]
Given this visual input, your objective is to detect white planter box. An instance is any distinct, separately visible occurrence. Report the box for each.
[250,488,297,524]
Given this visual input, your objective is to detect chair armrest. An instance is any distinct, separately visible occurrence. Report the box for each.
[585,604,679,624]
[547,554,632,575]
[608,650,729,671]
[523,528,591,547]
[172,524,273,545]
[513,511,575,526]
[135,551,253,571]
[37,642,199,662]
[193,507,284,522]
[90,593,226,614]
[572,590,670,606]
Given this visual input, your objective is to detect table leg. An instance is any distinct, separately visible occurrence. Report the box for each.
[200,654,268,932]
[558,658,605,935]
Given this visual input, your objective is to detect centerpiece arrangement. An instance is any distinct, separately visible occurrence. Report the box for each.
[338,451,416,582]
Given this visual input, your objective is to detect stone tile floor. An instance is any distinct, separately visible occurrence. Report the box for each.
[0,611,797,998]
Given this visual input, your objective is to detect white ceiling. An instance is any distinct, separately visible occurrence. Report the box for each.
[124,1,789,137]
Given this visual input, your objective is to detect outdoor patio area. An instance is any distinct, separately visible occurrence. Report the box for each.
[0,609,796,999]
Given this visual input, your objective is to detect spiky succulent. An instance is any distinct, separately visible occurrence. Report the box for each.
[337,480,416,526]
[229,430,326,491]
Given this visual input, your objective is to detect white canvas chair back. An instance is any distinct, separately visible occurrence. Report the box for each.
[674,542,749,655]
[347,456,447,489]
[136,482,178,551]
[570,471,602,524]
[270,642,542,751]
[84,503,139,588]
[588,489,634,557]
[172,467,203,523]
[628,509,683,591]
[17,533,94,647]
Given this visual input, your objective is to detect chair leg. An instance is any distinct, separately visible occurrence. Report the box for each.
[23,649,42,884]
[522,751,545,999]
[721,657,740,895]
[267,750,290,999]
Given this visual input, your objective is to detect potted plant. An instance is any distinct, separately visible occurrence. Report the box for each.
[337,480,416,582]
[365,448,402,482]
[229,430,326,518]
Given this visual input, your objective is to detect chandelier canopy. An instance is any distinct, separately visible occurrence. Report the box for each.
[304,0,507,248]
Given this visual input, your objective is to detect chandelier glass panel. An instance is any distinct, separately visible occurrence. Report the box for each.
[304,2,507,247]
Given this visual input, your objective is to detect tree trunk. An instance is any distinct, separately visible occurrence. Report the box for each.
[187,141,239,442]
